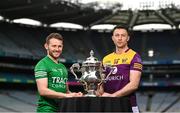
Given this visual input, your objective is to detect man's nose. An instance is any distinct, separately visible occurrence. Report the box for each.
[55,47,59,51]
[117,36,122,40]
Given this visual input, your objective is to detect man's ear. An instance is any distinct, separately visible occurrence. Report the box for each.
[44,43,48,50]
[112,36,114,42]
[127,36,130,41]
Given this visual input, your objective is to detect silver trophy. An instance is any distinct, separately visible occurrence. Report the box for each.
[70,50,114,97]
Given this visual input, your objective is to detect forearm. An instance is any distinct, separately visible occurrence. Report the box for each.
[113,70,141,97]
[39,88,67,99]
[113,83,138,97]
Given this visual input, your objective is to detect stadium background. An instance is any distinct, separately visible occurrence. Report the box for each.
[0,0,180,112]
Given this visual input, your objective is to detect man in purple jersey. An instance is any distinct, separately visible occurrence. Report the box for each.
[100,25,143,113]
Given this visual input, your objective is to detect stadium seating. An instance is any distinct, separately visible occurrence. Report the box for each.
[0,22,180,62]
[0,89,36,112]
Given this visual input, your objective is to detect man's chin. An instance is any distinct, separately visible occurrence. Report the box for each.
[54,56,60,59]
[117,44,126,48]
[51,55,60,59]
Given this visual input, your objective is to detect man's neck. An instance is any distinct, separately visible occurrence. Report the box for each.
[115,46,129,54]
[48,55,58,64]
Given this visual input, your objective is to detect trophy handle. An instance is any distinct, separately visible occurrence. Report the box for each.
[70,63,80,80]
[96,66,115,95]
[82,81,88,91]
[102,65,116,82]
[105,66,115,80]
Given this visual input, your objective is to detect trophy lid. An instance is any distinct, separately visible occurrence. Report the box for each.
[83,50,100,64]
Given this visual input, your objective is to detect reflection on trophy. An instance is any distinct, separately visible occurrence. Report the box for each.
[70,50,114,97]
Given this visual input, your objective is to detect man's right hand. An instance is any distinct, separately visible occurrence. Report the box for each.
[65,92,83,98]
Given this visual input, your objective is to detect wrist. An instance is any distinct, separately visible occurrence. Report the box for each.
[63,93,68,98]
[66,91,72,94]
[112,92,119,97]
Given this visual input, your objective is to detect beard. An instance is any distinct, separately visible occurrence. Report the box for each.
[48,50,61,60]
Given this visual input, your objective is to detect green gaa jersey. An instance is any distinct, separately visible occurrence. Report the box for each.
[34,56,68,112]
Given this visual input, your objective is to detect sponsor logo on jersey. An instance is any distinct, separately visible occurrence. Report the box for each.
[105,75,124,81]
[122,58,128,63]
[112,66,118,74]
[114,59,120,65]
[52,77,67,84]
[51,77,67,88]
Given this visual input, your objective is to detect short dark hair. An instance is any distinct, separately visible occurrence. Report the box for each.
[112,25,129,36]
[46,33,63,44]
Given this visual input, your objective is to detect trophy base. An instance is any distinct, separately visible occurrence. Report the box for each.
[84,94,96,97]
[84,90,97,97]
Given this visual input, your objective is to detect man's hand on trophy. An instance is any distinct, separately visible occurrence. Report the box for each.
[65,92,83,98]
[65,93,75,98]
[75,92,83,97]
[95,84,104,97]
[101,92,116,97]
[95,90,103,97]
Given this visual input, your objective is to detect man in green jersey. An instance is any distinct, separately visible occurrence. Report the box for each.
[34,33,83,112]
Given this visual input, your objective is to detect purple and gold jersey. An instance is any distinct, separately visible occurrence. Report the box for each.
[103,49,142,106]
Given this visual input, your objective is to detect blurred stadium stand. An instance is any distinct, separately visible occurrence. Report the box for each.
[0,89,36,112]
[1,22,180,61]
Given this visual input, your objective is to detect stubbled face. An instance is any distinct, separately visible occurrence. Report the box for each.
[112,28,129,49]
[45,38,63,60]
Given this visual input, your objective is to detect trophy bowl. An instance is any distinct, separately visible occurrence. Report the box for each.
[70,50,113,97]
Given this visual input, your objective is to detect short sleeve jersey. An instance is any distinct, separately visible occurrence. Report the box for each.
[34,56,68,111]
[103,49,142,106]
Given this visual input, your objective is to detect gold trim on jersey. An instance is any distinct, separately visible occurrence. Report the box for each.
[103,49,136,66]
[133,63,143,70]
